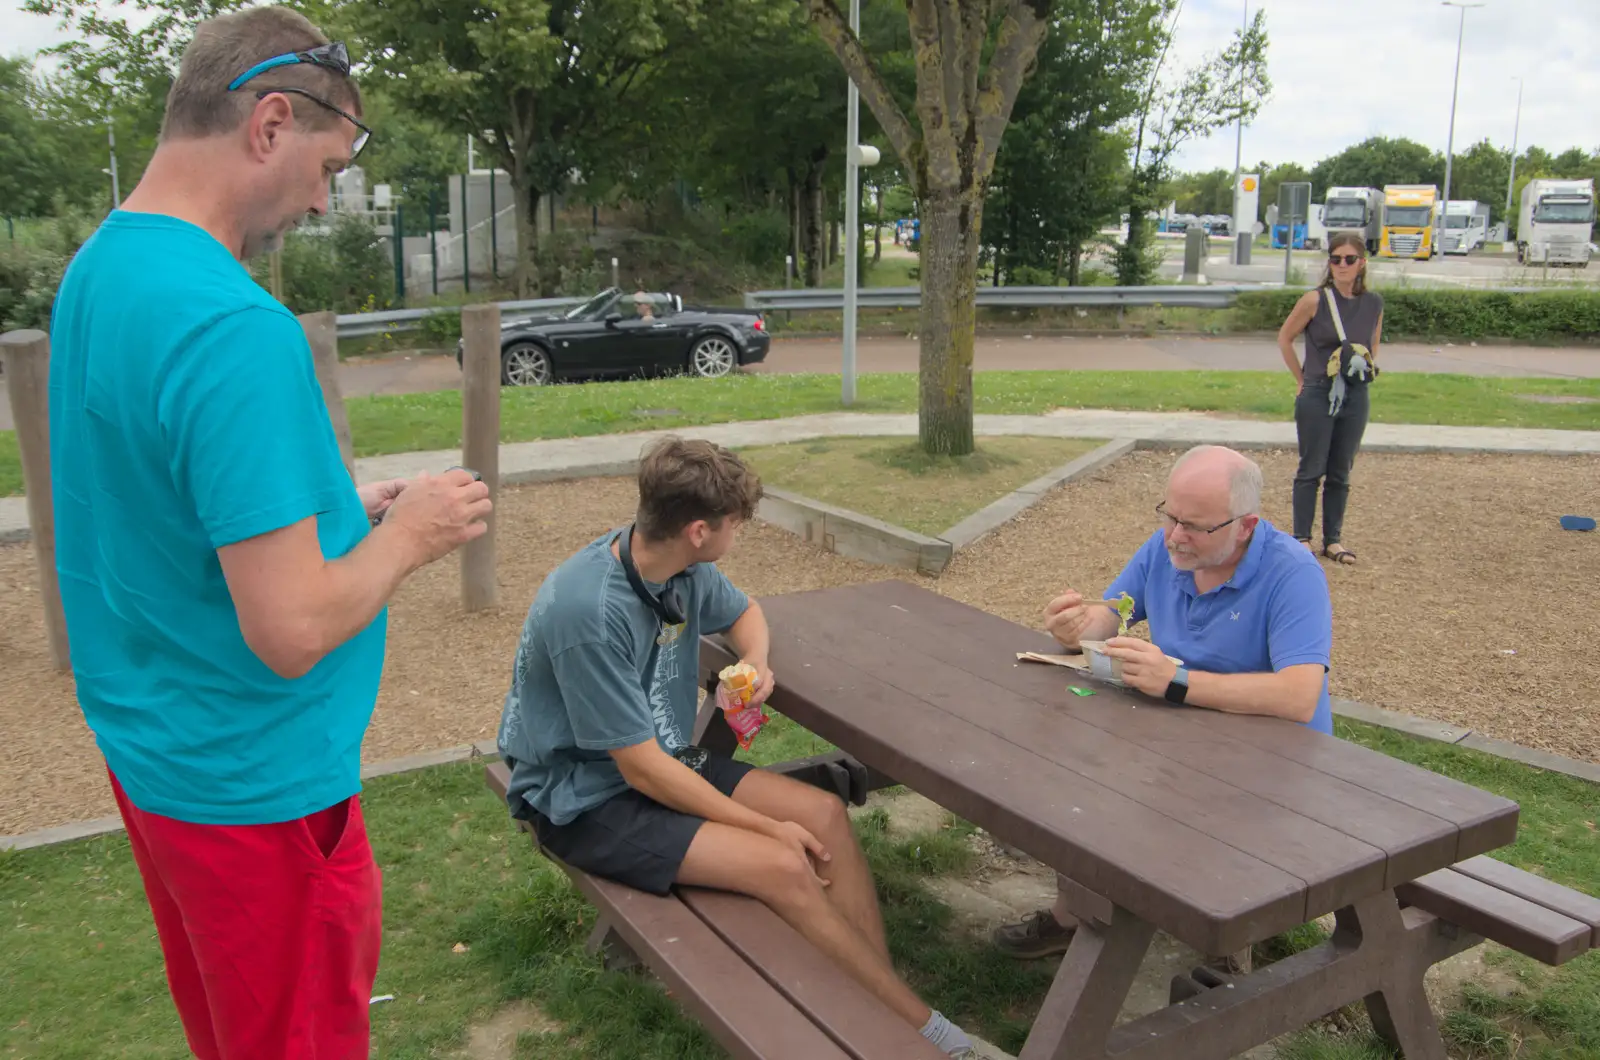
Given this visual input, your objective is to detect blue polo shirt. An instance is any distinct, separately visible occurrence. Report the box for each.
[48,210,387,825]
[1106,519,1334,734]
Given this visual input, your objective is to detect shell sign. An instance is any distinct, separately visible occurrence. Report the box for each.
[1241,177,1258,192]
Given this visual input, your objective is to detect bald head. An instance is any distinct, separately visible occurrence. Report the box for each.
[1168,445,1263,518]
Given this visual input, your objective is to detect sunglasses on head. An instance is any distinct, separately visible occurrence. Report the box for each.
[226,42,370,160]
[1329,253,1363,266]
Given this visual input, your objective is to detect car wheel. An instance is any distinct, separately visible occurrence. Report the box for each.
[689,335,737,379]
[502,342,552,387]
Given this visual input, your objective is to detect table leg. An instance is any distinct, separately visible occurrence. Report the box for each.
[1086,892,1479,1060]
[1018,905,1156,1060]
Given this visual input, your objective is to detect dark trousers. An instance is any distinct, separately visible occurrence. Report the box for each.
[1293,383,1370,545]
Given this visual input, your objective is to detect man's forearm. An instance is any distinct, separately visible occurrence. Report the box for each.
[1184,667,1320,724]
[726,600,771,666]
[622,750,777,837]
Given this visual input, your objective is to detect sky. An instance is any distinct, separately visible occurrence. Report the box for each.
[4,0,1596,175]
[1160,0,1598,174]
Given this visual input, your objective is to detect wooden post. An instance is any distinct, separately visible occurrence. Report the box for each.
[297,311,356,481]
[459,303,501,612]
[1,329,70,670]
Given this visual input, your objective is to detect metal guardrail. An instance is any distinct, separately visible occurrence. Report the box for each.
[336,296,587,339]
[742,284,1261,312]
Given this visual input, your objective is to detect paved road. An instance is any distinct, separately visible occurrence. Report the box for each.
[3,335,1595,431]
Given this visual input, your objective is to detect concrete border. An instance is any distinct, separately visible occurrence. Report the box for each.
[757,486,952,575]
[942,438,1137,551]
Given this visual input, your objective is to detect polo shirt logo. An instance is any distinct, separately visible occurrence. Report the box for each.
[1230,611,1241,620]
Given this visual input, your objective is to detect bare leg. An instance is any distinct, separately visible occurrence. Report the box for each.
[730,769,891,961]
[677,820,933,1030]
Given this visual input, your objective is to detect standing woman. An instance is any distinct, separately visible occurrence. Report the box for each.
[1275,231,1383,565]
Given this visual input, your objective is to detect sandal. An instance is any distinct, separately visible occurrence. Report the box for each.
[1322,543,1357,565]
[1296,537,1315,552]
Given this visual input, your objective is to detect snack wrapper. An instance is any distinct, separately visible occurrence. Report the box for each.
[716,661,770,751]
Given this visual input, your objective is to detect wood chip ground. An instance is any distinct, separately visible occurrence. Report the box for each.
[2,449,1594,836]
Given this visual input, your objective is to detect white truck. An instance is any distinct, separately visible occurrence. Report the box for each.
[1517,178,1595,267]
[1323,186,1384,253]
[1442,200,1490,255]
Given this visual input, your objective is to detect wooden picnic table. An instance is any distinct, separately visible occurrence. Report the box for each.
[694,579,1523,1060]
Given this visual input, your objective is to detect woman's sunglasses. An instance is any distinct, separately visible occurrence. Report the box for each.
[1328,254,1363,266]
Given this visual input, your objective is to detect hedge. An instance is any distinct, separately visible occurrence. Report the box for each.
[1232,287,1600,343]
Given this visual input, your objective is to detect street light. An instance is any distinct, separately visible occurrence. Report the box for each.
[1438,0,1484,252]
[840,0,882,406]
[1505,76,1523,224]
[1230,0,1248,263]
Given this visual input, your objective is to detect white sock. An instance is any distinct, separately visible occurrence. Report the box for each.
[919,1009,974,1057]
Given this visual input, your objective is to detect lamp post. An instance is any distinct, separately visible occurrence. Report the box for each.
[1505,76,1523,225]
[1438,0,1485,252]
[1230,0,1248,262]
[840,0,881,406]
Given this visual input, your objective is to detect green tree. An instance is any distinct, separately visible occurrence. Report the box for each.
[1309,136,1443,193]
[1445,139,1512,223]
[802,0,1054,455]
[1116,6,1271,286]
[1253,160,1310,224]
[989,0,1163,286]
[344,0,719,298]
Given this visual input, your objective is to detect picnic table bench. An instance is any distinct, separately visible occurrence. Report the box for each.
[486,578,1600,1060]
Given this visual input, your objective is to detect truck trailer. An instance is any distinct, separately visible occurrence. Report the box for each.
[1442,200,1490,255]
[1323,186,1384,253]
[1517,178,1594,267]
[1380,185,1440,259]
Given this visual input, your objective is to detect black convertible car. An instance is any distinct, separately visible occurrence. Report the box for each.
[456,287,771,386]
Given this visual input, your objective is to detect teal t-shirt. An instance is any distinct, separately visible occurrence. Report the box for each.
[48,210,387,826]
[496,530,751,826]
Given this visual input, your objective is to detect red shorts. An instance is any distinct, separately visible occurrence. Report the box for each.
[108,769,383,1060]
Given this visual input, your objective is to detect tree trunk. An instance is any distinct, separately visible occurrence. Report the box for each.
[803,159,824,287]
[788,169,801,279]
[509,152,541,298]
[872,184,883,264]
[917,187,982,456]
[1067,242,1082,286]
[828,192,839,265]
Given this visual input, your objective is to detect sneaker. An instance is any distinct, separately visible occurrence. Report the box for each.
[990,909,1076,959]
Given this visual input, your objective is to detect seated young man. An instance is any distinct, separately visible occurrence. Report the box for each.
[992,444,1335,971]
[496,436,979,1058]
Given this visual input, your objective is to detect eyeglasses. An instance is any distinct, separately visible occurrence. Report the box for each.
[1328,254,1363,266]
[253,87,371,160]
[1156,501,1242,536]
[227,42,351,91]
[227,42,369,160]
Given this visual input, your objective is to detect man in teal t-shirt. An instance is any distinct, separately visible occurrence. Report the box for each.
[47,8,490,1057]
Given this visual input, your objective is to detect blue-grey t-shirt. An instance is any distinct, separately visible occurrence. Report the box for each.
[496,530,751,825]
[1106,519,1335,734]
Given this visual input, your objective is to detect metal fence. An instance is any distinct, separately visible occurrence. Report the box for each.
[336,296,587,340]
[742,285,1261,312]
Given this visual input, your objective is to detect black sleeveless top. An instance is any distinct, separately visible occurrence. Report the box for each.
[1302,288,1383,387]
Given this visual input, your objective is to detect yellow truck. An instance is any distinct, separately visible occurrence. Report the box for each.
[1379,184,1440,259]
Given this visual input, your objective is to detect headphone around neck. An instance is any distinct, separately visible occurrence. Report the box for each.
[617,524,687,626]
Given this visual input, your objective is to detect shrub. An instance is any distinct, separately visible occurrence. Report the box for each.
[1232,287,1600,343]
[0,211,95,332]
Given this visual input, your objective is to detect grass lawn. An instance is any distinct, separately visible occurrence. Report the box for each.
[4,370,1597,497]
[2,715,1594,1059]
[736,435,1104,536]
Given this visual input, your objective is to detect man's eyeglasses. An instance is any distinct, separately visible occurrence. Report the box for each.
[1156,501,1242,536]
[253,87,371,160]
[227,42,370,160]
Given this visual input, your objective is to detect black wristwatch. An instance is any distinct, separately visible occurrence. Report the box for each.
[1164,665,1190,704]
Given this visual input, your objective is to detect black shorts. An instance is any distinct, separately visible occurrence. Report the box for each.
[532,749,756,896]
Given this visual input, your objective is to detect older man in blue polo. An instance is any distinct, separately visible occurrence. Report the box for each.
[991,444,1334,972]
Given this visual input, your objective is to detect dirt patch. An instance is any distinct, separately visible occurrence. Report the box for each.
[0,476,898,835]
[3,449,1595,837]
[458,1000,562,1060]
